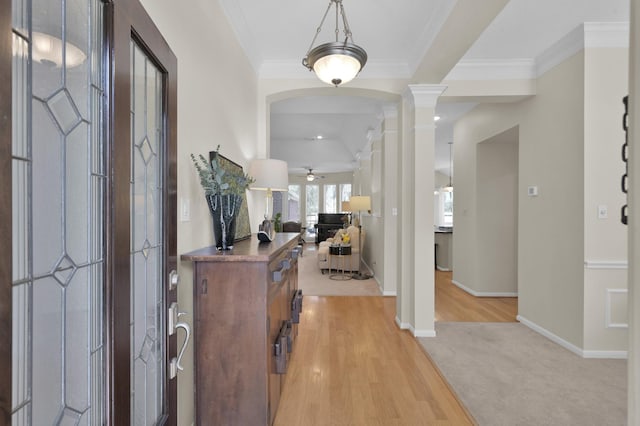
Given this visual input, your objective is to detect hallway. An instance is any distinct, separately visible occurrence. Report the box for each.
[274,296,474,425]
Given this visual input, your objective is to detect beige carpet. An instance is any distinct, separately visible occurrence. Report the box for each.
[419,322,626,426]
[298,244,381,296]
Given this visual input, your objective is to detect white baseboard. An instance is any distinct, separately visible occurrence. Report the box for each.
[395,316,410,330]
[413,329,437,337]
[394,316,435,337]
[582,350,628,359]
[436,266,451,272]
[452,279,518,297]
[517,315,628,359]
[370,267,397,296]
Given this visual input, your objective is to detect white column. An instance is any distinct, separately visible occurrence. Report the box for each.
[628,0,640,423]
[398,84,446,336]
[382,106,399,297]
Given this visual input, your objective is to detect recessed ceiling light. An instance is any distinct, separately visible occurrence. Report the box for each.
[316,135,323,140]
[434,116,441,121]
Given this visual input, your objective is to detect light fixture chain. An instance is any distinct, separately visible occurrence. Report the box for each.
[334,0,340,42]
[305,1,334,56]
[301,0,367,86]
[338,1,354,42]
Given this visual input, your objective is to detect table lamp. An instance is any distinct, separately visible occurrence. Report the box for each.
[249,158,289,242]
[349,195,371,279]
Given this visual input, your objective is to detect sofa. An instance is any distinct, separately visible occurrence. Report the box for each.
[317,225,364,273]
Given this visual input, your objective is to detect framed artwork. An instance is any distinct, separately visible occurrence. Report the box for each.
[209,151,252,241]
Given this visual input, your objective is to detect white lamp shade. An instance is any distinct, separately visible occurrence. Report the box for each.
[349,195,371,212]
[249,159,289,192]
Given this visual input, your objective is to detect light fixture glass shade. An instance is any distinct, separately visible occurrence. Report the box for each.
[302,0,367,87]
[349,195,371,212]
[249,159,289,192]
[306,42,366,86]
[306,173,314,182]
[32,32,86,68]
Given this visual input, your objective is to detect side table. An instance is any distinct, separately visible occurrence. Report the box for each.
[329,244,352,281]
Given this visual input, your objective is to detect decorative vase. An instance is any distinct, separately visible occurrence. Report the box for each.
[207,193,243,250]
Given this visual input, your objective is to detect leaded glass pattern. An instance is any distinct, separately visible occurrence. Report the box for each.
[130,40,165,426]
[11,0,106,424]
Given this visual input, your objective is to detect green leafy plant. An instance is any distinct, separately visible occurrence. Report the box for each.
[273,212,282,232]
[190,145,254,196]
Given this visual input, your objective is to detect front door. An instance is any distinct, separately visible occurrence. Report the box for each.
[5,0,179,424]
[109,1,179,424]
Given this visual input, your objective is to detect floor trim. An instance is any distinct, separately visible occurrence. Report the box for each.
[452,279,518,297]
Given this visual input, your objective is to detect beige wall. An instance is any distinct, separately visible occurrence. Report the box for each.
[628,1,639,419]
[476,130,519,295]
[452,102,520,292]
[455,52,586,348]
[583,48,628,353]
[454,47,628,354]
[140,1,259,424]
[518,52,586,349]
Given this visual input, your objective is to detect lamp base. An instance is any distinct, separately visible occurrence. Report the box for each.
[351,272,371,280]
[257,219,274,242]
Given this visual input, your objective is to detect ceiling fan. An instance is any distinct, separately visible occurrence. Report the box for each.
[306,168,325,182]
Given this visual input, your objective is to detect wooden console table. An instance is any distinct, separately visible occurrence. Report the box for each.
[181,233,303,425]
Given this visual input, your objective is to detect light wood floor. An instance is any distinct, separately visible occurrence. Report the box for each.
[435,270,518,322]
[274,296,475,425]
[274,266,517,425]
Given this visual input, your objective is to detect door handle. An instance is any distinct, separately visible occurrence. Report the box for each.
[174,322,191,371]
[169,315,191,379]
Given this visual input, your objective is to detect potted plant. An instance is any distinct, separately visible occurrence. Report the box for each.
[191,146,254,250]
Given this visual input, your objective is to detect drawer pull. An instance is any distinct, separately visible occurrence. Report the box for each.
[285,320,294,353]
[274,323,289,374]
[281,259,291,270]
[291,289,303,324]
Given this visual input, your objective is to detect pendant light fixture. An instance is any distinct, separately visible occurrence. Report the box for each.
[302,0,367,87]
[443,142,453,192]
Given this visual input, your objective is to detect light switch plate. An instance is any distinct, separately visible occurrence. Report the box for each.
[527,186,538,197]
[598,205,608,219]
[180,198,190,222]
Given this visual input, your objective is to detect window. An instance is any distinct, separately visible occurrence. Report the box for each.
[443,191,453,225]
[288,184,300,221]
[324,184,337,213]
[434,190,453,227]
[306,184,319,227]
[340,184,352,208]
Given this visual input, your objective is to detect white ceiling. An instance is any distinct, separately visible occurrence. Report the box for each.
[219,0,629,177]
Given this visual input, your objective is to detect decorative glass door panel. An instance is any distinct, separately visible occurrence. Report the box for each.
[11,0,105,423]
[130,39,165,425]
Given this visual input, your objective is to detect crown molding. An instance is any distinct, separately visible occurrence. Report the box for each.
[444,58,536,81]
[536,21,629,77]
[218,0,261,73]
[444,22,629,82]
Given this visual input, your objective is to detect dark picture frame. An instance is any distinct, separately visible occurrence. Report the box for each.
[209,151,252,241]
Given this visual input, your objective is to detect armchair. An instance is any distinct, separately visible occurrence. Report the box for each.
[317,225,364,273]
